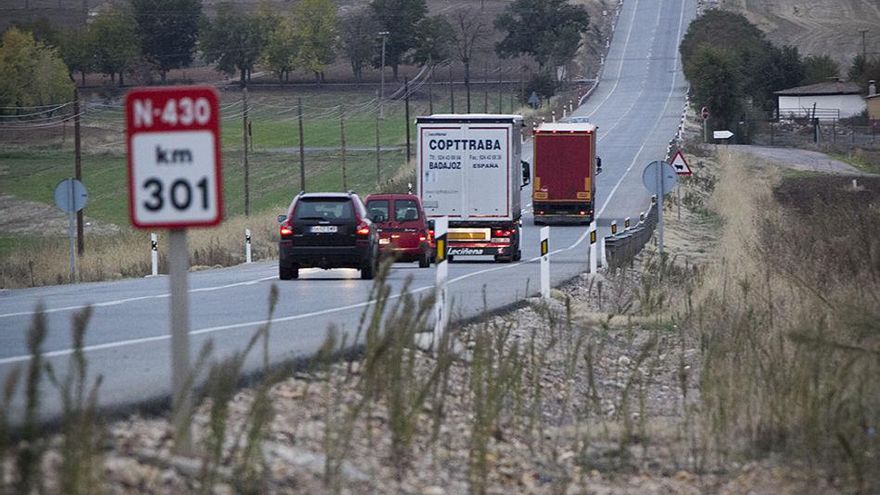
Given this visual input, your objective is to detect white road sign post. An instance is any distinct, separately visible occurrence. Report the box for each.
[126,86,223,455]
[433,217,449,347]
[540,226,550,298]
[588,222,598,274]
[54,178,88,282]
[642,160,678,257]
[150,233,158,276]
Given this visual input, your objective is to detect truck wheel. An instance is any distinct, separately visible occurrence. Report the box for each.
[279,264,298,280]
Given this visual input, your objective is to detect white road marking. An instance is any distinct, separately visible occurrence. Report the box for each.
[0,275,279,319]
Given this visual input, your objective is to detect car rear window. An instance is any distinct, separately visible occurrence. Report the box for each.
[395,200,420,221]
[294,198,354,221]
[366,200,390,222]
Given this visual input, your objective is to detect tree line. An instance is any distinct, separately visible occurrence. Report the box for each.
[0,0,591,110]
[681,10,880,128]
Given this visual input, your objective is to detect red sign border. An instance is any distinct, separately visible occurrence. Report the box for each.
[125,85,223,229]
[669,150,693,176]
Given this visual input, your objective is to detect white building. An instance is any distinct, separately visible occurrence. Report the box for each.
[775,81,866,121]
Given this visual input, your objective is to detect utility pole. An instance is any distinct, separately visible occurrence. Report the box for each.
[242,86,250,217]
[483,61,488,113]
[375,112,381,186]
[298,97,305,191]
[379,31,389,119]
[428,62,434,114]
[404,77,411,163]
[497,67,503,113]
[340,104,347,189]
[74,86,84,256]
[860,29,868,61]
[449,65,455,113]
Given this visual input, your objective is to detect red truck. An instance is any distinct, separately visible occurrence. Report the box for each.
[531,122,601,225]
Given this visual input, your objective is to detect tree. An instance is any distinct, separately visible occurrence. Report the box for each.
[292,0,337,83]
[803,54,839,85]
[687,45,742,129]
[411,16,453,67]
[263,15,297,82]
[0,28,73,110]
[59,28,93,85]
[746,44,804,111]
[200,2,267,85]
[494,0,589,72]
[370,0,428,80]
[131,0,203,82]
[338,8,380,82]
[848,54,880,90]
[450,8,488,111]
[89,6,140,86]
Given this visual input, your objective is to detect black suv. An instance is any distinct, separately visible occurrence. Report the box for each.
[278,192,379,280]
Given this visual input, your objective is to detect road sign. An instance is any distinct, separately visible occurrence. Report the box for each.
[669,150,692,175]
[126,86,223,229]
[701,106,709,120]
[713,130,734,140]
[54,178,89,282]
[54,178,88,212]
[642,160,678,195]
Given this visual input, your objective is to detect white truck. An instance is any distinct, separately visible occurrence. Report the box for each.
[416,114,529,262]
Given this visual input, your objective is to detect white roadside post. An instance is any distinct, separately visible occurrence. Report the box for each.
[151,233,159,276]
[599,235,607,267]
[433,217,449,346]
[126,86,223,455]
[540,226,550,298]
[245,228,252,263]
[589,222,598,273]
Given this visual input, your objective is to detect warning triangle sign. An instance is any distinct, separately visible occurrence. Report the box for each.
[669,150,692,175]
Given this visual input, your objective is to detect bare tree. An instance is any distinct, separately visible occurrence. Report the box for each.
[451,8,488,113]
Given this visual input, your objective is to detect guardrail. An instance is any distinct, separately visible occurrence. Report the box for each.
[603,195,659,268]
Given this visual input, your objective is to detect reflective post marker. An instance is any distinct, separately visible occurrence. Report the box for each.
[589,222,598,273]
[245,228,252,263]
[611,220,617,235]
[624,217,630,230]
[151,233,158,276]
[540,226,550,298]
[433,217,449,346]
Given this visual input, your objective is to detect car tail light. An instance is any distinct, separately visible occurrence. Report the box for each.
[428,229,435,242]
[356,221,370,237]
[579,210,587,215]
[280,220,293,238]
[493,229,512,238]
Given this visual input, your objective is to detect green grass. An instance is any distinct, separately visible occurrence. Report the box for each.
[0,149,408,228]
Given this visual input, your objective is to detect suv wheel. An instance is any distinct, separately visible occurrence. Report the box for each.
[280,264,299,280]
[360,246,377,280]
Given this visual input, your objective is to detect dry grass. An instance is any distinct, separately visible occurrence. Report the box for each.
[0,212,280,288]
[690,149,880,492]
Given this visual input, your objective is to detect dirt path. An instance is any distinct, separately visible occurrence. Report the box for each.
[726,145,867,175]
[0,194,119,239]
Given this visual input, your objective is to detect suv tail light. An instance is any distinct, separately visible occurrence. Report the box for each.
[280,220,293,238]
[356,221,370,237]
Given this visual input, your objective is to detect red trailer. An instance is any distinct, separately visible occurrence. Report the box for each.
[531,122,600,225]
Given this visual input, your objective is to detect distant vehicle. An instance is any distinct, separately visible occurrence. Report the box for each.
[365,193,433,268]
[532,122,601,225]
[277,192,378,280]
[416,114,530,262]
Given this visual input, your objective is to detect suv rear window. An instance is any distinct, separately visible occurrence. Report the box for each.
[294,198,354,221]
[395,200,420,221]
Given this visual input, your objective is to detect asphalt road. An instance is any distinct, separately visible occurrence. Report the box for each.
[0,0,696,422]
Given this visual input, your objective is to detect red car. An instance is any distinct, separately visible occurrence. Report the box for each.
[365,193,433,268]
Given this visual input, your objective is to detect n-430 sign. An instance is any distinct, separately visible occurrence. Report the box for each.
[126,86,223,228]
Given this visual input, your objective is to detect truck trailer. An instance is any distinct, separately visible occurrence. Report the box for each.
[416,114,529,262]
[532,122,600,224]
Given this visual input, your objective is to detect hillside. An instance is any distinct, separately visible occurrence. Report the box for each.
[719,0,880,67]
